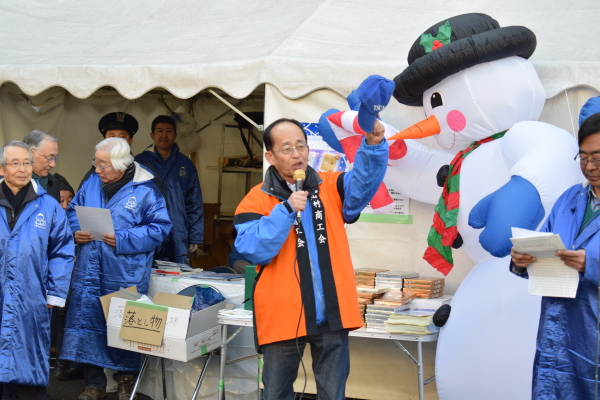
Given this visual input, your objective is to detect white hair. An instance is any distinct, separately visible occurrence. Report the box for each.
[23,129,57,148]
[0,141,33,165]
[95,138,133,171]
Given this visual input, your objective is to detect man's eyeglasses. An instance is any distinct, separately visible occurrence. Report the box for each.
[92,159,112,170]
[273,144,308,156]
[574,154,600,167]
[32,148,59,162]
[3,161,33,169]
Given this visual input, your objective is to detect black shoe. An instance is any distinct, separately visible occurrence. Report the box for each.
[54,360,84,381]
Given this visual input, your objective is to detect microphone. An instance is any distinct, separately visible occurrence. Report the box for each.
[293,169,306,220]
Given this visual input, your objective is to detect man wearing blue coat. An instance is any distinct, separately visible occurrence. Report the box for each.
[511,113,600,399]
[135,115,204,263]
[0,141,74,399]
[61,138,171,400]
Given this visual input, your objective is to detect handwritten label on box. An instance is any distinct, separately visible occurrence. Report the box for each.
[119,301,168,346]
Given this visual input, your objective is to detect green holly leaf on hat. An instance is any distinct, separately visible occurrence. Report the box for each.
[420,20,452,53]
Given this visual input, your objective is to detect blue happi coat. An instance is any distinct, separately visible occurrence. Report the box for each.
[61,163,171,371]
[135,143,203,263]
[0,180,74,386]
[521,184,600,399]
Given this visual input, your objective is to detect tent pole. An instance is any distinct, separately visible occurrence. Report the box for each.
[208,89,263,131]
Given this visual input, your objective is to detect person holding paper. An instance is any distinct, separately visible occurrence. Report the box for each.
[233,79,389,400]
[61,138,172,400]
[510,112,600,399]
[0,141,74,400]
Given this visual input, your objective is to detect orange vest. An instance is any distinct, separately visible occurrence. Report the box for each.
[235,171,362,346]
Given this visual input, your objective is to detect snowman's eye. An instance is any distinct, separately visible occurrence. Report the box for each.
[430,92,444,109]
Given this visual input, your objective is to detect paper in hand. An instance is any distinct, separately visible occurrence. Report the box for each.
[510,227,578,298]
[75,205,115,241]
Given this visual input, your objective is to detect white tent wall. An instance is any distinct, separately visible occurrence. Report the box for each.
[0,83,266,218]
[190,94,264,215]
[0,83,186,187]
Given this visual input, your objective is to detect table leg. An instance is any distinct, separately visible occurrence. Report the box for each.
[161,357,168,400]
[257,354,263,400]
[130,355,150,400]
[218,324,228,400]
[417,341,424,400]
[394,340,425,400]
[192,352,213,400]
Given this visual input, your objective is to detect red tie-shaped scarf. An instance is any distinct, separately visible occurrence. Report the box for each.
[423,131,507,275]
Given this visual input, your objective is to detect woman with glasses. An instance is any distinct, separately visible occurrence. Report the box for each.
[511,113,600,399]
[60,138,172,400]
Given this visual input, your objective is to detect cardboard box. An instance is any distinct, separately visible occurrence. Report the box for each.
[106,293,226,362]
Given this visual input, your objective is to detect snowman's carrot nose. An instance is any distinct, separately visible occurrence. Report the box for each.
[388,115,440,140]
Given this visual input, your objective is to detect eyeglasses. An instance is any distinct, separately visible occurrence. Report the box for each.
[273,143,308,156]
[3,161,33,169]
[575,154,600,167]
[92,159,113,170]
[32,148,59,162]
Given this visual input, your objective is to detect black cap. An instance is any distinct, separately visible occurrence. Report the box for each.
[53,173,74,195]
[98,112,139,137]
[393,13,537,107]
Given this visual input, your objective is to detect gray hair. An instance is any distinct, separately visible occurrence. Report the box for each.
[23,129,57,148]
[0,141,33,165]
[95,137,133,171]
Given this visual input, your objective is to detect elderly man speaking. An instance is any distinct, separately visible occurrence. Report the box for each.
[0,141,74,400]
[61,138,171,400]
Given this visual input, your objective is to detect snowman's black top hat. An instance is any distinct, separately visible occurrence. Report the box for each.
[393,13,536,107]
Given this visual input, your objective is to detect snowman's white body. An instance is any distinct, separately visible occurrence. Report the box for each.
[382,57,582,399]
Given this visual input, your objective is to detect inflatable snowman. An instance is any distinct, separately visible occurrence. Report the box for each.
[320,13,582,400]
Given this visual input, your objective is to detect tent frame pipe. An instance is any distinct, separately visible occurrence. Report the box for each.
[209,89,263,131]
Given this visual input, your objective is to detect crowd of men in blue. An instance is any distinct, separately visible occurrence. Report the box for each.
[0,112,204,400]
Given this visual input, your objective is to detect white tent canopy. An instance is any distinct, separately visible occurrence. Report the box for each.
[0,0,598,100]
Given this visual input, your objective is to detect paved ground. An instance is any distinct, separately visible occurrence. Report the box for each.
[46,362,151,400]
[45,361,364,400]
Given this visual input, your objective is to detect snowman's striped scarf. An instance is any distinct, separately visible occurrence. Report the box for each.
[423,131,506,275]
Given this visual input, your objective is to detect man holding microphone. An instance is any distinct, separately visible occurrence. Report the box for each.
[233,76,392,400]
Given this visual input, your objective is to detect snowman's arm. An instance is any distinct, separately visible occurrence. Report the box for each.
[500,121,582,220]
[470,122,582,257]
[320,109,452,205]
[469,175,545,257]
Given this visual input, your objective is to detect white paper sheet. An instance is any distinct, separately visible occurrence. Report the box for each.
[75,205,114,241]
[510,227,579,298]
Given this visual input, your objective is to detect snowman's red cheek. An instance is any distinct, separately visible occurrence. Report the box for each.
[447,110,466,132]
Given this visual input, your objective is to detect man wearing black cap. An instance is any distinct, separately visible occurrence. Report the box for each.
[97,112,138,146]
[135,115,204,263]
[79,112,139,188]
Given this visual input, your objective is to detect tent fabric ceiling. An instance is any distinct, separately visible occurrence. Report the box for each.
[0,0,597,100]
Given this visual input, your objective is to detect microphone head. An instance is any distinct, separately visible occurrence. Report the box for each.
[293,169,306,181]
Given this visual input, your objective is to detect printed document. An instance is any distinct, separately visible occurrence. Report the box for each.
[75,206,114,241]
[510,227,579,298]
